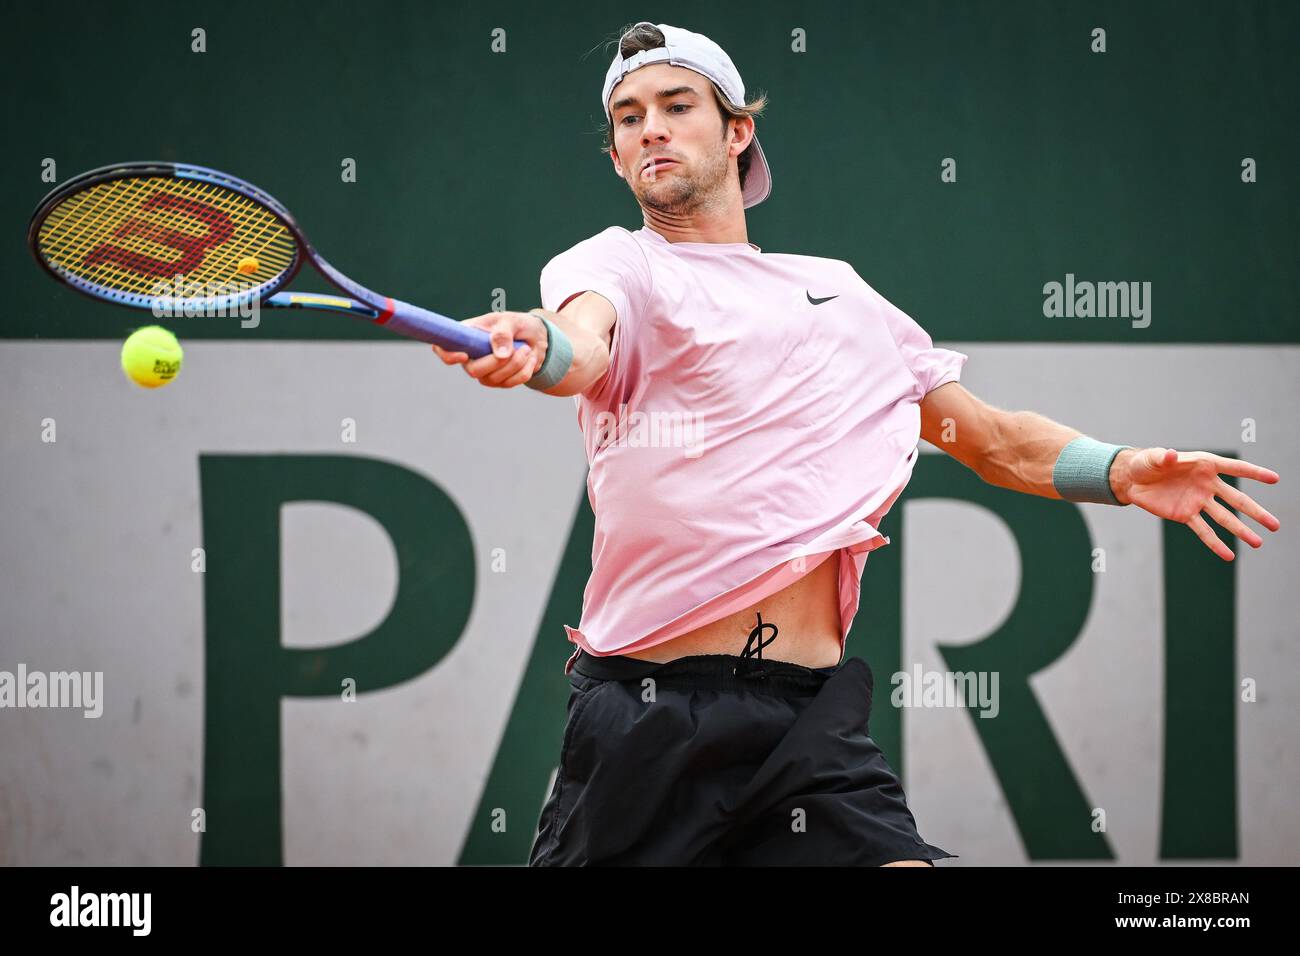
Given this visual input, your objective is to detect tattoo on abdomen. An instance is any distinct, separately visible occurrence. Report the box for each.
[741,611,778,660]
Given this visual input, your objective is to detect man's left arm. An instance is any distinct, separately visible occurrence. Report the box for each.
[918,381,1282,562]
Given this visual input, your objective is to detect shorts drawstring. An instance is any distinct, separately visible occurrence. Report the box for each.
[735,611,779,679]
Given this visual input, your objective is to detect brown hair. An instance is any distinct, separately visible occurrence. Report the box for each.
[598,23,768,189]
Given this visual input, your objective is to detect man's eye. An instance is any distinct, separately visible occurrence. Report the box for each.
[620,105,689,125]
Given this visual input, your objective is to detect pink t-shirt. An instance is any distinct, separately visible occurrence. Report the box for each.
[539,225,968,673]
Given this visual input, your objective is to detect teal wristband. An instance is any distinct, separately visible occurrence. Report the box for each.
[1052,437,1132,506]
[524,311,574,391]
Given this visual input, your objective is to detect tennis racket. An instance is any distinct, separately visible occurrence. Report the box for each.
[27,161,516,357]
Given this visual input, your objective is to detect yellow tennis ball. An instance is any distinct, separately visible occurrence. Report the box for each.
[121,325,183,388]
[237,257,259,275]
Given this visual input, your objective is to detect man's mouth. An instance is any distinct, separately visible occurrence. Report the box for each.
[641,158,679,178]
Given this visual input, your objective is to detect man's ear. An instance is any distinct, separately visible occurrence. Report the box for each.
[729,116,755,159]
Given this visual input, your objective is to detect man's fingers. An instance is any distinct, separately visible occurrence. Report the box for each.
[441,312,541,387]
[500,351,541,389]
[1209,453,1280,484]
[1204,498,1263,549]
[432,344,468,365]
[456,313,519,360]
[463,350,509,379]
[1214,478,1281,532]
[479,345,534,387]
[1186,513,1234,562]
[490,327,515,359]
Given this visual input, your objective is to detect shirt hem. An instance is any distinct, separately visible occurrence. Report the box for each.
[563,444,921,662]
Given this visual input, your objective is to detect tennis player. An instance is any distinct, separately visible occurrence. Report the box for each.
[433,22,1281,866]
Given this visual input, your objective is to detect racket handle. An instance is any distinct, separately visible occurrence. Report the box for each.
[386,298,525,358]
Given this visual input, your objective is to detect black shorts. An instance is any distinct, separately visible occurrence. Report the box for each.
[528,651,958,866]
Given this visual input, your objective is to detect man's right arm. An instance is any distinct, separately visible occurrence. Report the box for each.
[430,290,617,395]
[529,291,617,397]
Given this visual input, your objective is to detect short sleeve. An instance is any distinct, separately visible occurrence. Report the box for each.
[857,272,967,396]
[539,227,652,403]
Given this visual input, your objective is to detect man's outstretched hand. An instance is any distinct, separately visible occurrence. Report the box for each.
[1111,448,1281,561]
[431,310,547,389]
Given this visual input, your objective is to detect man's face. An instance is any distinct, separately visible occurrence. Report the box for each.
[607,62,751,214]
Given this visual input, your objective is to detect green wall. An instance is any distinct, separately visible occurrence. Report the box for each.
[5,0,1296,342]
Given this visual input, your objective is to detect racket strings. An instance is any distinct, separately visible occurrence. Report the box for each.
[37,176,298,301]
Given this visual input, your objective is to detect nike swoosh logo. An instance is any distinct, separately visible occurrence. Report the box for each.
[806,292,839,305]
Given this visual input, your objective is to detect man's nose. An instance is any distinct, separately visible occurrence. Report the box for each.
[641,109,671,143]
